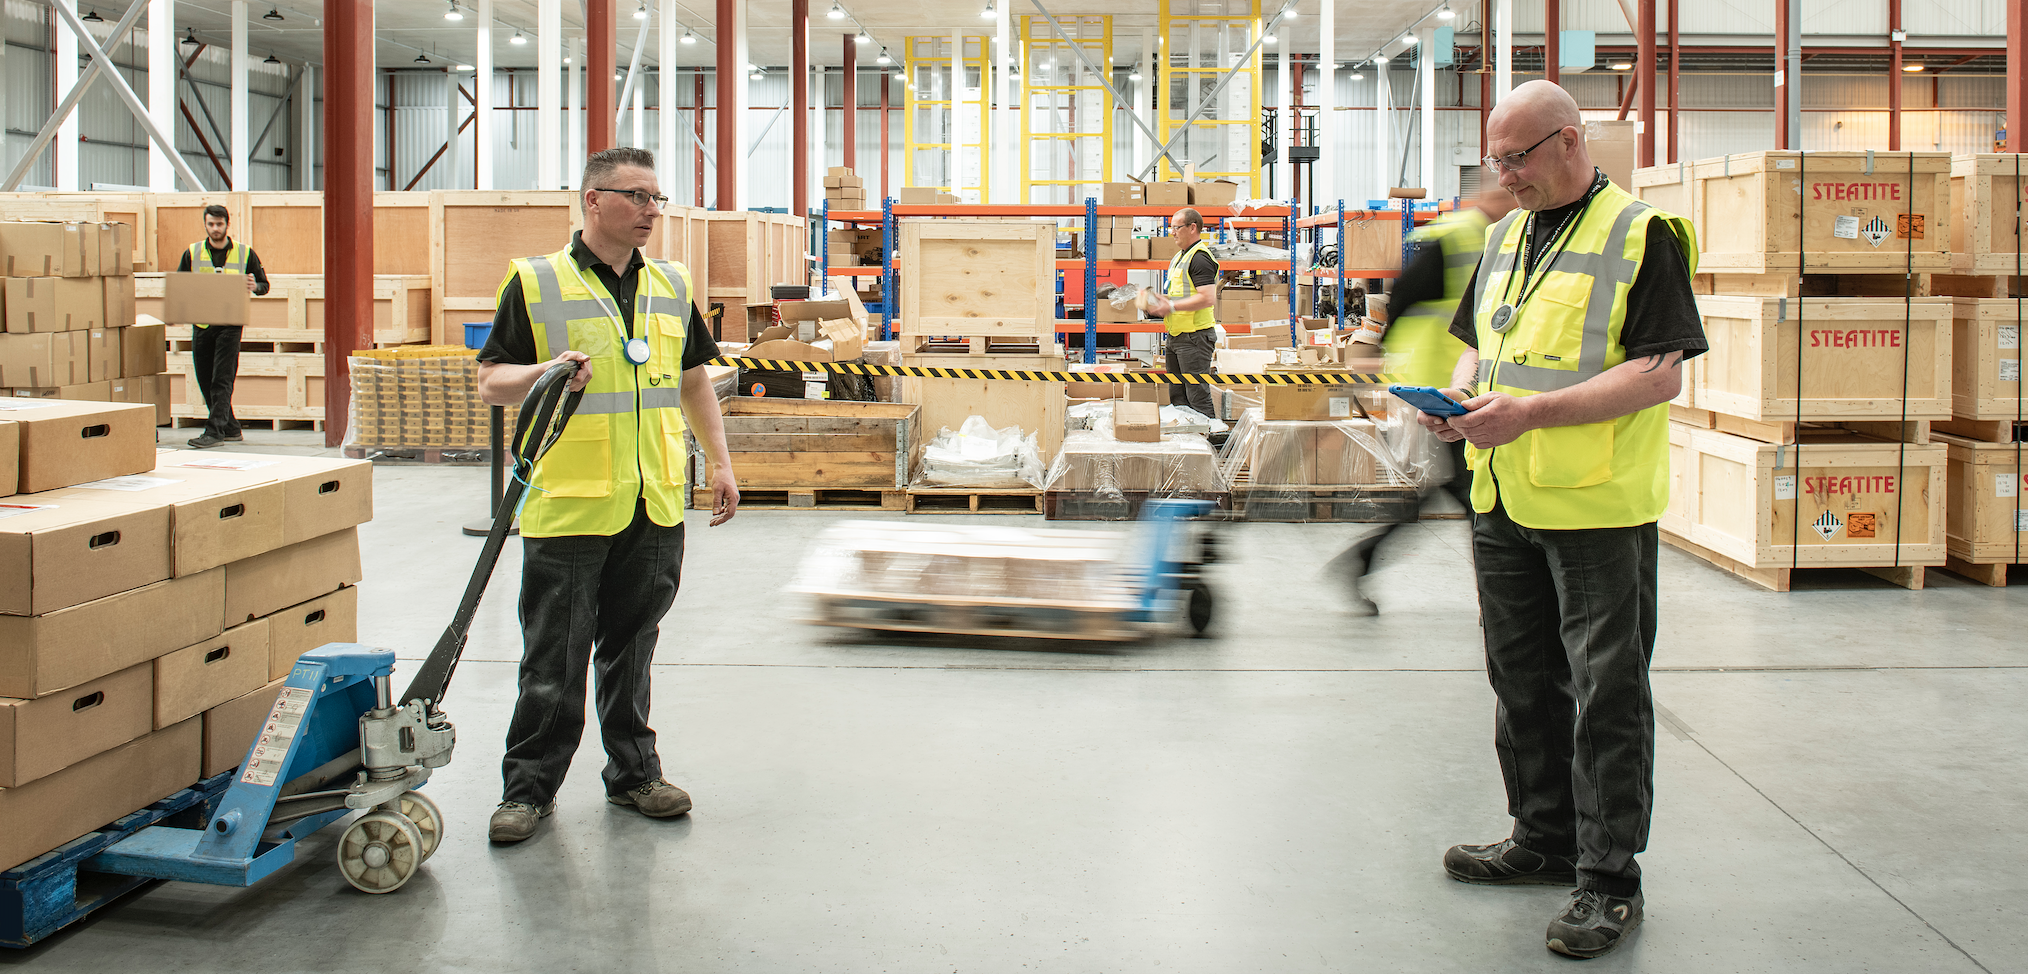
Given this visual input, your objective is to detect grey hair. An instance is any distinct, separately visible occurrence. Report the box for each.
[581,147,657,208]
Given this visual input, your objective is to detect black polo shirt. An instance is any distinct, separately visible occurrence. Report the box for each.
[479,231,719,370]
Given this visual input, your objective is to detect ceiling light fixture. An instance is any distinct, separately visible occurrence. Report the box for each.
[1128,70,1143,81]
[264,6,284,21]
[1349,69,1365,79]
[1373,53,1389,64]
[1438,4,1455,19]
[1263,33,1276,45]
[264,52,281,64]
[681,30,696,44]
[445,1,463,22]
[1402,34,1417,46]
[82,8,104,22]
[981,0,996,20]
[415,52,430,64]
[1609,61,1631,70]
[634,2,648,20]
[828,2,846,20]
[876,49,892,64]
[750,70,764,80]
[1902,62,1925,72]
[181,28,199,47]
[458,64,475,71]
[563,55,572,63]
[511,30,526,44]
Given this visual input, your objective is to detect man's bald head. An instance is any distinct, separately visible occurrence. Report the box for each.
[1485,80,1596,212]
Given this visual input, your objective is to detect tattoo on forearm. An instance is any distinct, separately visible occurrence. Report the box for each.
[1637,351,1683,374]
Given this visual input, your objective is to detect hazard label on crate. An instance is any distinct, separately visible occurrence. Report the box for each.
[240,686,314,787]
[1846,512,1878,539]
[1897,214,1925,240]
[1859,217,1892,248]
[1812,509,1844,541]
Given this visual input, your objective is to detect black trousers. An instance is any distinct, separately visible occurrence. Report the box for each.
[190,325,243,437]
[1473,498,1659,897]
[500,501,685,806]
[1163,326,1218,418]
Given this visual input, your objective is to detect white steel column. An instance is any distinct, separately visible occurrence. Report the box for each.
[447,69,462,188]
[1373,60,1389,199]
[1419,26,1435,193]
[567,36,582,184]
[659,0,677,185]
[1494,0,1511,103]
[634,72,646,147]
[1276,44,1293,203]
[231,1,247,190]
[538,0,561,189]
[1142,31,1156,186]
[731,0,749,208]
[149,0,176,188]
[476,0,493,189]
[296,63,315,189]
[1315,0,1332,210]
[56,0,78,189]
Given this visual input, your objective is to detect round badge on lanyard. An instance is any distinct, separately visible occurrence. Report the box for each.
[1490,304,1516,333]
[624,337,651,366]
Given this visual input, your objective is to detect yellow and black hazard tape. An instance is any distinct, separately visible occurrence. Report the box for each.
[709,356,1393,386]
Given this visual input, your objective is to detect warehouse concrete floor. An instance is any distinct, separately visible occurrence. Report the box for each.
[8,433,2025,972]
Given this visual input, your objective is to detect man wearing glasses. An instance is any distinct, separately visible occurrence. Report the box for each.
[1411,80,1705,959]
[476,146,740,843]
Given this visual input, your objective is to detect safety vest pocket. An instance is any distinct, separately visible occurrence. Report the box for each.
[1526,421,1614,489]
[533,425,615,498]
[655,413,690,489]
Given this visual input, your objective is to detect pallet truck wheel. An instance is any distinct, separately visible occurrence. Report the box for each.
[337,811,425,894]
[1186,580,1214,636]
[395,791,445,863]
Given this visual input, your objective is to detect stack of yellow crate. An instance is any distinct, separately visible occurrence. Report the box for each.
[0,397,369,872]
[0,221,169,424]
[348,345,517,451]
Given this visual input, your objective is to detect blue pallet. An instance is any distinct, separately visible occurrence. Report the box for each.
[0,772,235,948]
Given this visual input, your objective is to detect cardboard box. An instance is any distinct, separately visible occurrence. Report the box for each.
[224,526,362,627]
[267,585,358,681]
[1149,237,1180,262]
[163,271,252,326]
[83,327,116,381]
[155,617,269,729]
[824,175,864,190]
[0,661,152,788]
[98,222,134,277]
[201,676,285,778]
[0,718,201,873]
[1101,182,1148,206]
[1313,420,1382,485]
[896,187,940,204]
[1265,381,1361,421]
[0,222,90,278]
[1146,182,1191,207]
[0,419,14,496]
[1188,179,1240,207]
[105,275,137,328]
[748,297,866,362]
[120,322,167,378]
[51,379,110,401]
[65,461,286,577]
[0,397,155,493]
[827,166,856,177]
[1112,399,1162,442]
[1131,238,1151,261]
[0,333,73,387]
[158,451,372,547]
[0,568,224,699]
[0,493,172,616]
[141,372,171,426]
[1586,120,1637,191]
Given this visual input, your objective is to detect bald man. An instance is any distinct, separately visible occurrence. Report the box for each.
[1410,80,1705,960]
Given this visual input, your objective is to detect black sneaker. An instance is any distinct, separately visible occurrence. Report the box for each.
[1546,888,1643,959]
[1443,838,1577,885]
[220,431,244,442]
[187,433,224,449]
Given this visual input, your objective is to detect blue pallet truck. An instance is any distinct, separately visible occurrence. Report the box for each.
[1,363,587,930]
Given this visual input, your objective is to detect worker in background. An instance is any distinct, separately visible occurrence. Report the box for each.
[1334,182,1515,613]
[1413,80,1705,960]
[476,146,741,844]
[180,204,269,449]
[1142,207,1220,424]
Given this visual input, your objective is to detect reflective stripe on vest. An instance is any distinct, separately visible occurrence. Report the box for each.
[1384,210,1487,388]
[188,240,250,330]
[1163,238,1217,335]
[512,247,695,538]
[1464,182,1700,530]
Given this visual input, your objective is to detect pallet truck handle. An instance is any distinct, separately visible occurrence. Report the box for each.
[400,360,583,708]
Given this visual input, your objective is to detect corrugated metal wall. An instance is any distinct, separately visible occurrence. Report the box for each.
[1519,0,1994,35]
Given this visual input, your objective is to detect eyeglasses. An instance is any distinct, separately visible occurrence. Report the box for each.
[1482,129,1565,174]
[593,187,670,209]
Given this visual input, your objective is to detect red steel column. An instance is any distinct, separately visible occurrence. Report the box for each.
[588,0,616,153]
[1774,0,1791,149]
[791,0,809,217]
[1889,0,1903,151]
[1545,0,1559,85]
[2013,0,2028,151]
[1638,0,1656,166]
[716,0,738,206]
[323,0,373,448]
[1667,0,1680,163]
[842,35,857,171]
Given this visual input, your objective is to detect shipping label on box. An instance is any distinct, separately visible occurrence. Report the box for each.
[0,662,153,787]
[1101,182,1148,206]
[163,272,253,326]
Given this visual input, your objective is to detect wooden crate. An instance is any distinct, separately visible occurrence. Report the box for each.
[703,396,916,489]
[1661,423,1946,576]
[243,191,324,274]
[167,349,324,422]
[137,274,432,347]
[1339,212,1406,273]
[705,211,807,307]
[1692,294,1952,423]
[899,222,1054,342]
[1949,153,2028,275]
[1636,152,1952,275]
[432,190,584,346]
[373,192,433,276]
[1936,431,2026,584]
[1946,298,2025,424]
[897,352,1068,472]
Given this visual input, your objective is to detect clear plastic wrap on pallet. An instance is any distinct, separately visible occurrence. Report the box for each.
[345,345,513,457]
[916,415,1046,488]
[1218,402,1452,522]
[1043,430,1227,500]
[793,520,1135,607]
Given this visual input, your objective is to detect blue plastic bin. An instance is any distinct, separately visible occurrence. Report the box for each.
[463,322,492,349]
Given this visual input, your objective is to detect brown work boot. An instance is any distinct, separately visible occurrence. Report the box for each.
[488,800,555,843]
[607,778,692,818]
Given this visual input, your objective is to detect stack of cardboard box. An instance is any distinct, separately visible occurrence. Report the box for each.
[0,401,368,872]
[347,345,516,451]
[823,167,867,211]
[0,222,166,424]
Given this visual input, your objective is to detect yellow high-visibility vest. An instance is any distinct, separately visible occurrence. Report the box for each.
[1162,238,1218,336]
[1383,209,1488,388]
[507,246,695,538]
[187,240,250,330]
[1465,181,1698,529]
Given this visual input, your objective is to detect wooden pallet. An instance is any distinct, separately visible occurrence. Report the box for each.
[1933,416,2025,443]
[169,415,323,432]
[1692,271,1991,298]
[1231,484,1421,523]
[1704,411,1931,446]
[0,772,233,948]
[1663,529,1928,592]
[1042,490,1231,521]
[1940,556,2022,587]
[342,444,496,462]
[904,487,1044,514]
[707,487,907,511]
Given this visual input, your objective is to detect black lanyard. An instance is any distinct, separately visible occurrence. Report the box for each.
[1501,169,1610,316]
